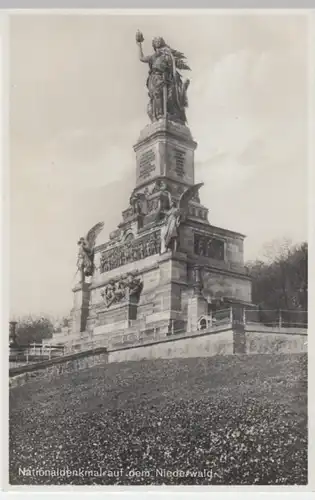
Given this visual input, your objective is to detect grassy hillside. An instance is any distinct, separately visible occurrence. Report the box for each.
[9,353,307,485]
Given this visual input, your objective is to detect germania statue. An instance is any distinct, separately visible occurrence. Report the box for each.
[136,31,191,124]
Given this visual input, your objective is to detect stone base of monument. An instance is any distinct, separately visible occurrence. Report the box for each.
[69,282,91,334]
[70,235,253,346]
[69,118,254,346]
[80,250,193,343]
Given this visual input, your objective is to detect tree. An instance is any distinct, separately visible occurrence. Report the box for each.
[246,240,307,327]
[14,315,54,346]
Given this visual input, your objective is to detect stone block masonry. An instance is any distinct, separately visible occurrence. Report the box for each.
[9,347,108,389]
[107,326,307,363]
[245,330,307,355]
[108,328,234,362]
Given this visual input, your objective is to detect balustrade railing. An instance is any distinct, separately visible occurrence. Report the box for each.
[244,308,308,329]
[9,308,307,364]
[9,342,66,365]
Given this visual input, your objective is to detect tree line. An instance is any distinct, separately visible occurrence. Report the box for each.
[246,240,307,326]
[9,316,69,346]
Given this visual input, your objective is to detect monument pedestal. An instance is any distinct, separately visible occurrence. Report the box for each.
[70,282,91,334]
[134,119,196,189]
[70,119,253,343]
[84,250,189,340]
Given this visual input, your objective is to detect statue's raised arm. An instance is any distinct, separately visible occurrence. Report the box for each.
[136,30,151,64]
[135,31,191,124]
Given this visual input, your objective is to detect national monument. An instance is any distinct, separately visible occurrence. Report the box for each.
[70,33,253,345]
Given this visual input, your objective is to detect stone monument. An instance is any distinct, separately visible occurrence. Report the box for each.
[69,32,253,343]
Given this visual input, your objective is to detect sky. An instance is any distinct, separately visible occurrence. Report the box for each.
[9,12,309,318]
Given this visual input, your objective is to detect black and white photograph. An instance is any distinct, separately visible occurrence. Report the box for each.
[7,10,309,488]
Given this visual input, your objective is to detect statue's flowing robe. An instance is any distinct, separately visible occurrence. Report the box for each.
[146,48,187,122]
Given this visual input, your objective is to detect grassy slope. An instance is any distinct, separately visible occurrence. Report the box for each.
[9,353,307,485]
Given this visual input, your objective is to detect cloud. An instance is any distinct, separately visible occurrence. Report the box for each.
[190,39,307,196]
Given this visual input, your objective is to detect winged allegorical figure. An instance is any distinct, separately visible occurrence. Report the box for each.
[160,183,204,254]
[136,31,191,123]
[77,222,104,283]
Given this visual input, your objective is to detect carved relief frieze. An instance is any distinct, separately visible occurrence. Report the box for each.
[100,229,161,272]
[100,272,143,308]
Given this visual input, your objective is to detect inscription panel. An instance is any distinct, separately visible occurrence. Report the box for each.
[173,148,186,177]
[166,144,194,185]
[139,149,156,180]
[194,233,225,261]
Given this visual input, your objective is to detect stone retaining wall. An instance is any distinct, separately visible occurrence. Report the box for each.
[245,330,307,354]
[9,327,307,388]
[9,347,108,389]
[108,327,307,362]
[108,329,234,362]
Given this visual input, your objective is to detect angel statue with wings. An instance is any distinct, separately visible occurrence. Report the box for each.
[136,31,190,124]
[160,183,203,254]
[76,222,104,284]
